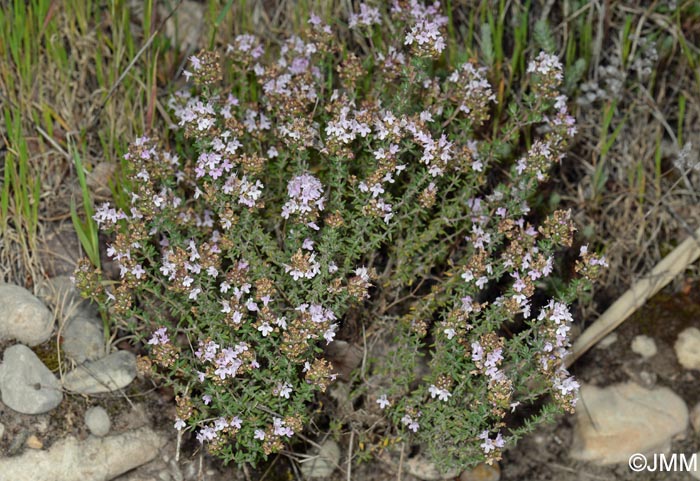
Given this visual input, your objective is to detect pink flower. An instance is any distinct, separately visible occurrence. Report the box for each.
[148,327,169,346]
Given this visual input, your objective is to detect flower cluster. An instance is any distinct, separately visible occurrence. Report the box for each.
[72,1,603,472]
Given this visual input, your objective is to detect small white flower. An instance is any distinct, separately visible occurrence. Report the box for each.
[376,395,391,409]
[278,382,293,399]
[258,322,273,337]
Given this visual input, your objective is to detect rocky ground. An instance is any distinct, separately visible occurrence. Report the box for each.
[1,276,699,481]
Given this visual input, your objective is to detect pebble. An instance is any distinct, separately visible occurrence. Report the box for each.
[631,335,657,359]
[0,284,54,346]
[26,435,43,449]
[597,332,618,349]
[300,439,341,479]
[0,427,166,481]
[460,462,501,481]
[63,350,137,394]
[85,406,111,437]
[570,382,688,465]
[674,327,700,370]
[0,344,63,414]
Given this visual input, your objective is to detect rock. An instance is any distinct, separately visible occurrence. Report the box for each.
[36,276,104,363]
[460,463,501,481]
[0,284,54,346]
[404,453,461,481]
[631,335,657,359]
[597,332,618,349]
[38,223,81,277]
[324,340,363,380]
[300,439,341,479]
[378,448,460,481]
[26,435,43,449]
[691,452,700,481]
[36,276,81,309]
[63,350,137,394]
[570,382,688,465]
[0,344,63,414]
[85,406,111,437]
[0,427,166,481]
[61,310,105,363]
[675,327,700,370]
[162,0,205,50]
[0,422,4,440]
[86,162,116,199]
[691,403,700,433]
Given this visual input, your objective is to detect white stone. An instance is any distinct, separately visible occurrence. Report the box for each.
[63,350,136,394]
[300,439,341,479]
[85,406,111,437]
[597,332,618,349]
[0,427,166,481]
[0,344,62,414]
[674,327,700,370]
[0,284,54,346]
[631,335,657,359]
[691,402,700,433]
[570,382,688,465]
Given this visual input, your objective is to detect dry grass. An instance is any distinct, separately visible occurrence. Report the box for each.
[549,1,700,313]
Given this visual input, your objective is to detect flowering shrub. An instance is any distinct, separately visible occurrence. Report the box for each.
[75,0,606,472]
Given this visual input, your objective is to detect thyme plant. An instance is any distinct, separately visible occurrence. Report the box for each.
[75,0,606,471]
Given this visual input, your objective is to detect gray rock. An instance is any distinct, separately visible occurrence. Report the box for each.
[0,344,62,414]
[36,276,104,363]
[0,427,166,481]
[63,350,137,394]
[570,382,688,465]
[162,1,205,51]
[675,327,700,370]
[35,276,81,308]
[0,284,54,346]
[631,335,657,359]
[300,439,341,479]
[62,311,105,363]
[85,406,111,437]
